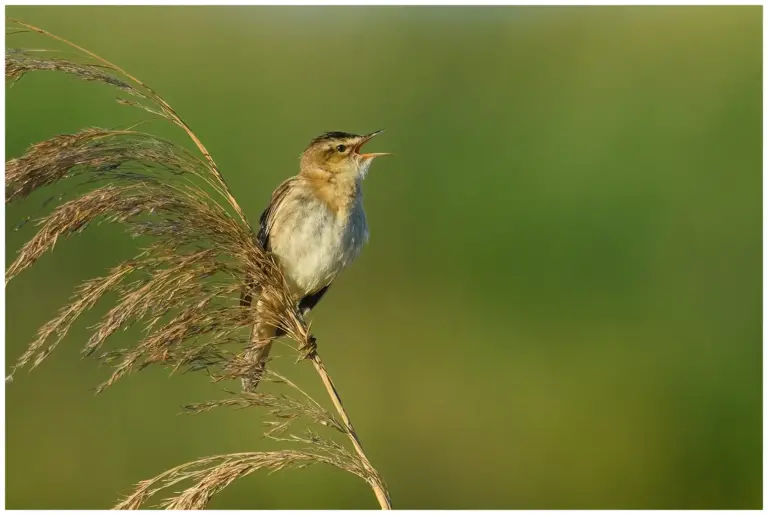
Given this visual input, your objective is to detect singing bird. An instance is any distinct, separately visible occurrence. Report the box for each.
[241,130,390,390]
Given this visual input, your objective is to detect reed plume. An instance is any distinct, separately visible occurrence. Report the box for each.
[5,20,390,510]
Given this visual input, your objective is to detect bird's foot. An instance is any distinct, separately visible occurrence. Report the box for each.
[298,334,317,361]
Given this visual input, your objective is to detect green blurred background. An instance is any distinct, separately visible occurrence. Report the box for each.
[5,5,762,509]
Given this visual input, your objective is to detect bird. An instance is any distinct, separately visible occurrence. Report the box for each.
[240,130,390,391]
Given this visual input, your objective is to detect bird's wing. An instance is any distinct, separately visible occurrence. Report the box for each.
[241,177,297,308]
[257,176,297,251]
[299,284,330,315]
[252,176,332,314]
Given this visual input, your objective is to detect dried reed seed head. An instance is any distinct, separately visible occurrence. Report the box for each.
[6,49,142,95]
[113,450,361,510]
[111,424,375,509]
[183,369,345,434]
[6,129,205,202]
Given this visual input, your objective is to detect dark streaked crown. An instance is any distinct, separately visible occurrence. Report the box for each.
[307,131,361,149]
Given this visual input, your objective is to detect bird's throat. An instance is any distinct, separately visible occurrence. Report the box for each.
[302,172,360,216]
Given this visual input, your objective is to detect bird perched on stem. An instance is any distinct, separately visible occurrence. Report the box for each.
[241,130,390,391]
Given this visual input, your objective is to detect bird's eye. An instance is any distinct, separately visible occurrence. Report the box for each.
[336,145,346,152]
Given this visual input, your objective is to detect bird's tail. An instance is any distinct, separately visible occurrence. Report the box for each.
[241,319,276,392]
[240,279,277,392]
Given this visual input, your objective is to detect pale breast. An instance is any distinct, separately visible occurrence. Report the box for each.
[269,192,368,297]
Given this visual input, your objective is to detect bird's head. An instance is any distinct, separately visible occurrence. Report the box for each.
[300,130,390,179]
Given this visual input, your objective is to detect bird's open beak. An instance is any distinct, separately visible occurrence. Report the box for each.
[355,130,391,158]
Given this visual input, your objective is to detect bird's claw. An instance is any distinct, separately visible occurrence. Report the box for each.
[298,334,317,360]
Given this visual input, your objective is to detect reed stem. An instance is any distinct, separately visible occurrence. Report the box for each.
[309,352,391,509]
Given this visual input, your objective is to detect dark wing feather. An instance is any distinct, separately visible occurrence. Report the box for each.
[241,177,296,308]
[258,177,295,251]
[299,285,330,315]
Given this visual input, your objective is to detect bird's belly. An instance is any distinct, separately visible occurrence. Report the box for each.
[270,201,368,296]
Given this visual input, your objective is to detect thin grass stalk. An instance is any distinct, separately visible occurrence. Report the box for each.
[310,352,391,509]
